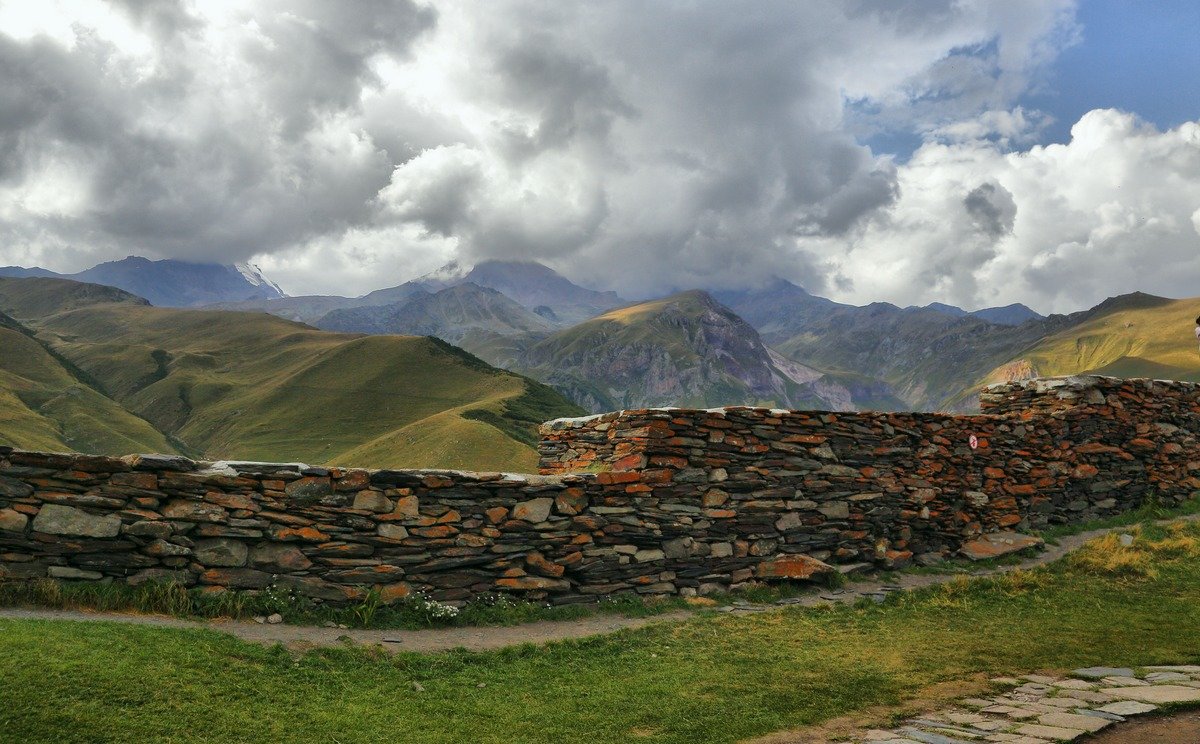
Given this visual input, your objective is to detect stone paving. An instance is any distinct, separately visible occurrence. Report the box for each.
[844,666,1200,743]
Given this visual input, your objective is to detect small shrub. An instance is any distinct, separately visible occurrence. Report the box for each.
[136,580,194,616]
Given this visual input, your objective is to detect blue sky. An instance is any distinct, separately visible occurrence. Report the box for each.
[1032,0,1200,145]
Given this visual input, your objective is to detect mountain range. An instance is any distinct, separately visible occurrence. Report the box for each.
[213,258,625,327]
[2,254,1198,464]
[0,256,286,307]
[914,302,1044,326]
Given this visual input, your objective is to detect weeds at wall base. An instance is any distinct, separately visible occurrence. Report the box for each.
[0,578,698,630]
[0,575,860,630]
[1034,492,1200,543]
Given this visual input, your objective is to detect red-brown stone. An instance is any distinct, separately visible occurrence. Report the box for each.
[756,554,834,580]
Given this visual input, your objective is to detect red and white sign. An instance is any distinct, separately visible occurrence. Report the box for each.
[968,434,979,450]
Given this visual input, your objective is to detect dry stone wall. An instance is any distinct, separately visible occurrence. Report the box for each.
[2,375,1199,605]
[538,375,1200,569]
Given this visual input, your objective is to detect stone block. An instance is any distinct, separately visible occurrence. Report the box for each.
[496,576,570,591]
[377,524,409,541]
[512,497,553,523]
[352,491,393,513]
[32,504,122,538]
[47,566,104,580]
[162,499,227,523]
[199,567,272,589]
[756,554,834,580]
[817,501,849,519]
[959,531,1043,561]
[194,538,249,567]
[0,508,28,533]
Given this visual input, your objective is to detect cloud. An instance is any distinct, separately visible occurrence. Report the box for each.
[368,0,1078,297]
[0,0,1110,304]
[963,182,1017,237]
[0,0,431,269]
[833,110,1200,314]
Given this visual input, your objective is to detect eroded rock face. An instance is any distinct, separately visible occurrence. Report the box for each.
[0,375,1196,606]
[497,290,869,414]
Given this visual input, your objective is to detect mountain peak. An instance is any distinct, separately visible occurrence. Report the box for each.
[416,260,472,289]
[410,258,623,325]
[0,256,287,307]
[234,263,287,297]
[1089,291,1174,316]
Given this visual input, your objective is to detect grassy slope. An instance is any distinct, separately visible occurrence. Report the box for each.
[1019,294,1200,380]
[2,523,1199,743]
[0,278,580,470]
[964,294,1200,398]
[0,314,177,455]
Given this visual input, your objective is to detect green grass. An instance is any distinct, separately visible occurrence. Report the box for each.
[463,378,587,447]
[3,523,1200,743]
[968,292,1200,396]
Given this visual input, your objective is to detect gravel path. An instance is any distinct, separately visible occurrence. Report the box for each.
[1,514,1195,654]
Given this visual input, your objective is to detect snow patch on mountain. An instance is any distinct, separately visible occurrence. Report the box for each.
[235,263,287,297]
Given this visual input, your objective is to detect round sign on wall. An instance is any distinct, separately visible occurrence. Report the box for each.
[969,434,979,450]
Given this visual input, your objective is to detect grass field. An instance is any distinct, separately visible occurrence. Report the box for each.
[3,521,1199,743]
[0,278,582,470]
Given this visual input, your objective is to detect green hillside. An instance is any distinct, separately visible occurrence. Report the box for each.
[0,310,177,455]
[975,292,1200,388]
[0,278,582,471]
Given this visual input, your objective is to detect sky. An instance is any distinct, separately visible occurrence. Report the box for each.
[0,0,1198,314]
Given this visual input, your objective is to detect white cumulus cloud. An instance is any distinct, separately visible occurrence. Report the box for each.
[832,109,1200,313]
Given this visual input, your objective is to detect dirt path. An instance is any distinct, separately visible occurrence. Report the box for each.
[1088,709,1200,743]
[2,514,1195,654]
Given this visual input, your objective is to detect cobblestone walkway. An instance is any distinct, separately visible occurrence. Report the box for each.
[848,666,1200,743]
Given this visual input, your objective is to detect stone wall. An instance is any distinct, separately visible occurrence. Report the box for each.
[2,376,1199,605]
[538,375,1200,568]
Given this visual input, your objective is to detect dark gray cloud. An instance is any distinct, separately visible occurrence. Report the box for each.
[963,182,1017,237]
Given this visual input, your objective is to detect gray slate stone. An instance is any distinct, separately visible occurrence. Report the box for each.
[1096,701,1158,716]
[1073,667,1134,679]
[47,566,104,580]
[32,504,121,538]
[193,538,249,567]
